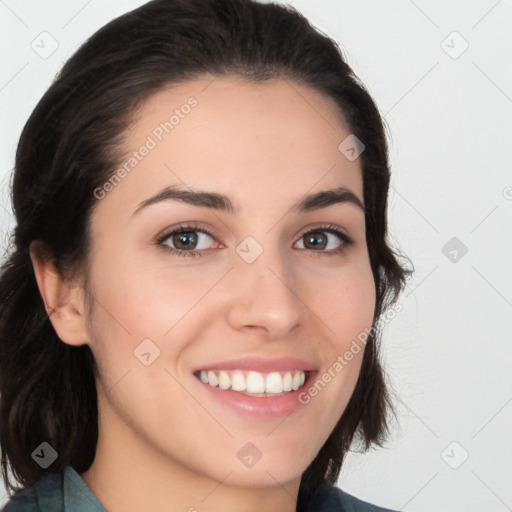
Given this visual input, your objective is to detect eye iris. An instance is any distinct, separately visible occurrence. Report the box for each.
[305,231,326,250]
[174,231,197,250]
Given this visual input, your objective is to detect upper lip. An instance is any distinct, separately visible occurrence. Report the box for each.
[192,356,319,374]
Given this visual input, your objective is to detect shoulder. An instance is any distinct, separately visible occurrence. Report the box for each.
[1,488,38,512]
[1,472,64,512]
[308,481,398,512]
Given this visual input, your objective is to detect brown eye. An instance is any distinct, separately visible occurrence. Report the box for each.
[295,225,353,256]
[302,231,329,250]
[169,231,199,251]
[156,225,217,258]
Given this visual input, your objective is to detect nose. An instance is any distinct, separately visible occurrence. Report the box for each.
[226,246,305,340]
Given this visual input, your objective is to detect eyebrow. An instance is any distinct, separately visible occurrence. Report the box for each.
[132,185,365,216]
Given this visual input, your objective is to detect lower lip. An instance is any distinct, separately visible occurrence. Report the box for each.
[194,372,317,418]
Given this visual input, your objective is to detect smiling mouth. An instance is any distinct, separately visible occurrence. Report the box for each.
[193,369,312,396]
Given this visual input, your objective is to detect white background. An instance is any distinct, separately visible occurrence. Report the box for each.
[1,1,511,510]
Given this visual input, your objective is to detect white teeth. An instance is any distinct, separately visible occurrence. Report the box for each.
[265,372,283,394]
[292,372,302,391]
[283,372,293,392]
[198,369,308,395]
[246,371,265,393]
[218,370,231,390]
[231,370,246,391]
[207,370,218,386]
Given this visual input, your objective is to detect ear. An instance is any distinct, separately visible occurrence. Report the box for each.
[29,241,90,347]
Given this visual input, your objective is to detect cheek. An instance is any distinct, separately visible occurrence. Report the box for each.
[306,259,375,405]
[87,251,215,341]
[314,261,376,348]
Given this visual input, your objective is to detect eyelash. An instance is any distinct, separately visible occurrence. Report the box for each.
[155,222,354,258]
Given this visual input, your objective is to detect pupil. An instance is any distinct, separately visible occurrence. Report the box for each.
[175,232,197,250]
[307,232,326,249]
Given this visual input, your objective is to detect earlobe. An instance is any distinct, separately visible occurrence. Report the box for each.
[29,241,90,347]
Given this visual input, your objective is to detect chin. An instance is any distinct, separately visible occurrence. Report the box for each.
[223,465,304,489]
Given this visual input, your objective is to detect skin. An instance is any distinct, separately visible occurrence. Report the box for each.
[31,75,376,512]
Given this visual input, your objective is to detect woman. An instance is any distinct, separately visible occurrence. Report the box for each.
[0,0,412,510]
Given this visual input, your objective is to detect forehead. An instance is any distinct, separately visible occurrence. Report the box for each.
[95,75,364,217]
[129,74,353,155]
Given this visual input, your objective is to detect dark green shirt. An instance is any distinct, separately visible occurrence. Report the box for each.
[1,466,397,511]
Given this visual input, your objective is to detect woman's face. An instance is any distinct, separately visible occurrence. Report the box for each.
[81,75,375,488]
